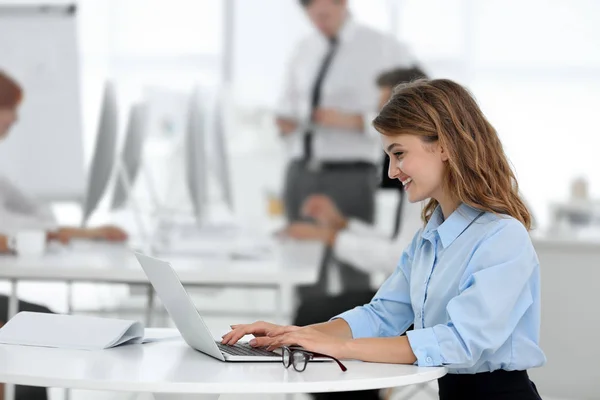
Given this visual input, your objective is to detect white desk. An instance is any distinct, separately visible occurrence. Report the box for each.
[0,240,324,323]
[0,328,446,399]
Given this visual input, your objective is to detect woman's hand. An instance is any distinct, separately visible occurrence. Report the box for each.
[222,322,350,360]
[221,321,300,346]
[258,326,351,360]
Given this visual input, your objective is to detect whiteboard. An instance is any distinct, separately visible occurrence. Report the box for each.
[0,4,85,201]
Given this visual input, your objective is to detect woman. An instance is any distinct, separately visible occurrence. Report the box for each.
[222,79,545,400]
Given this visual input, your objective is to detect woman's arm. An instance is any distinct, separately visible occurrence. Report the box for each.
[344,336,417,363]
[223,235,419,348]
[300,318,353,339]
[260,321,418,363]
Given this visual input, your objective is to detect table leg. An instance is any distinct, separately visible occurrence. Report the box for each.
[3,383,14,400]
[7,279,18,320]
[65,281,73,400]
[66,280,73,314]
[386,382,437,400]
[145,285,155,327]
[4,279,17,400]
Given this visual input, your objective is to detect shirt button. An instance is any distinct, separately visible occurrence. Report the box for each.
[426,357,433,363]
[416,311,421,318]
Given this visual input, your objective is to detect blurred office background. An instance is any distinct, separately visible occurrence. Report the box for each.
[0,1,599,399]
[80,0,600,231]
[3,0,599,230]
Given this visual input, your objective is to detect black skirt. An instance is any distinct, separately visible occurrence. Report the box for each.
[438,370,542,400]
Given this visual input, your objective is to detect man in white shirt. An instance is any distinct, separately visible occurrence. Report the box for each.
[286,67,429,290]
[278,0,416,297]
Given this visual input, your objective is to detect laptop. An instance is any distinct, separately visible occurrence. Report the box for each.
[135,252,290,362]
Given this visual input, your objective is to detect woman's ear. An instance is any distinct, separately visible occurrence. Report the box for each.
[439,144,450,162]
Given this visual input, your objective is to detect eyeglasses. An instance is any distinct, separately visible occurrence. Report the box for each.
[281,346,347,372]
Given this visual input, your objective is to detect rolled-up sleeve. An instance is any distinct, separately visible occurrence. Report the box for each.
[406,220,538,368]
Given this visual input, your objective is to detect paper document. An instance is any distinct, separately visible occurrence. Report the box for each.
[0,312,145,350]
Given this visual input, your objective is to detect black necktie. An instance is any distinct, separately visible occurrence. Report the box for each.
[304,37,339,162]
[392,188,405,238]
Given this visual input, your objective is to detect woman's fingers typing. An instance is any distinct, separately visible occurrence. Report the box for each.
[220,321,280,345]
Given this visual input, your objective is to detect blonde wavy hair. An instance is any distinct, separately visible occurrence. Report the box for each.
[373,78,532,230]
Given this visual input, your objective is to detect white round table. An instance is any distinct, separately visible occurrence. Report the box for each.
[0,329,446,399]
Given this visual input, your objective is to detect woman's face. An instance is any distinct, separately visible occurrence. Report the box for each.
[0,108,18,140]
[381,133,448,204]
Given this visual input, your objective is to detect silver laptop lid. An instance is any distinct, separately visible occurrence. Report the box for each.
[134,252,224,361]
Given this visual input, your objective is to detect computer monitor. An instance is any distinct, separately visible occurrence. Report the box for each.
[212,88,234,211]
[184,87,208,223]
[111,102,147,210]
[81,81,118,226]
[184,86,235,226]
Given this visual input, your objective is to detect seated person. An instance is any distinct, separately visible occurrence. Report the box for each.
[0,70,127,400]
[0,70,128,247]
[285,193,424,323]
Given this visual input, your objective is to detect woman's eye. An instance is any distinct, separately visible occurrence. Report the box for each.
[394,152,404,159]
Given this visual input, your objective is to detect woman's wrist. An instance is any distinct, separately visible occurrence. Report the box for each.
[338,338,354,360]
[310,318,353,338]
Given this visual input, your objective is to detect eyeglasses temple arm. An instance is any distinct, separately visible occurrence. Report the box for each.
[310,352,347,372]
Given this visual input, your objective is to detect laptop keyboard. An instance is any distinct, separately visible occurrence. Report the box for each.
[217,342,279,357]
